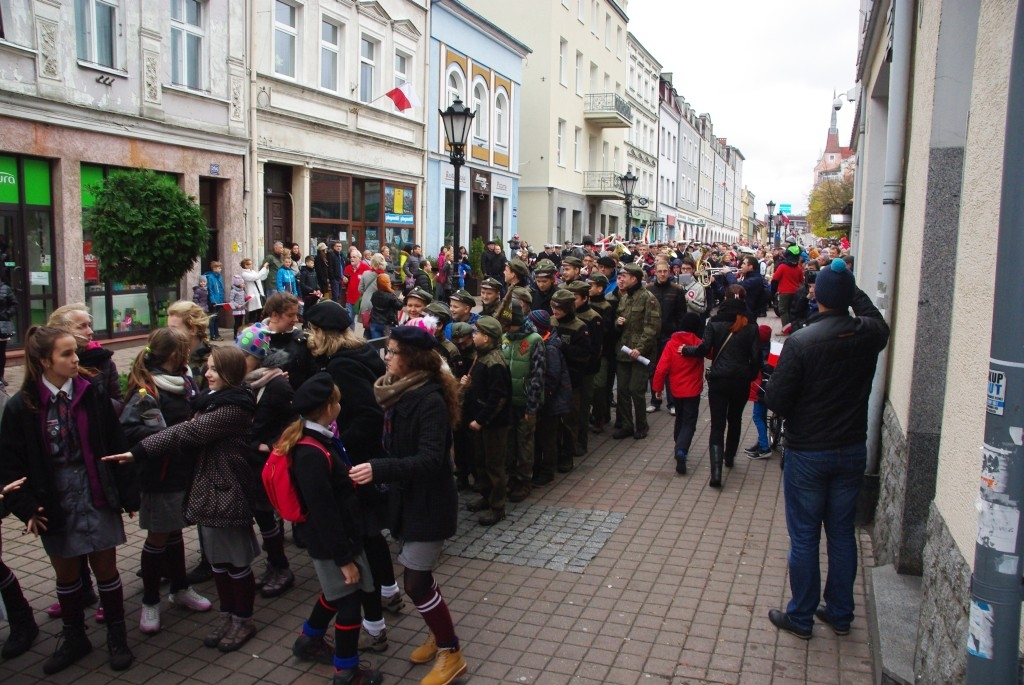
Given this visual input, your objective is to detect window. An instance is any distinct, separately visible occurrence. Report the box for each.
[320,19,341,91]
[574,127,582,171]
[577,0,584,22]
[557,119,566,166]
[575,51,583,95]
[605,14,611,49]
[359,36,377,103]
[495,89,509,147]
[75,0,116,68]
[472,81,488,142]
[559,38,568,85]
[274,1,297,78]
[616,27,623,58]
[394,51,409,89]
[446,65,465,105]
[170,0,203,89]
[591,1,599,34]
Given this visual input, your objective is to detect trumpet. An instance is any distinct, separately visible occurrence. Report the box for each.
[694,260,738,287]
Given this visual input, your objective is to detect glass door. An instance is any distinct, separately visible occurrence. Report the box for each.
[0,210,26,345]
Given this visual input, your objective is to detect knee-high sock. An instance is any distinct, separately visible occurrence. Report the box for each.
[164,532,189,594]
[332,593,363,670]
[211,565,235,614]
[259,520,289,569]
[140,542,166,605]
[96,573,125,623]
[56,579,85,628]
[0,562,31,615]
[302,594,336,636]
[410,578,457,648]
[229,566,255,618]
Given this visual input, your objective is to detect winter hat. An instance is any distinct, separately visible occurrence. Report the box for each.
[508,259,529,282]
[787,244,801,257]
[509,300,526,327]
[527,309,551,333]
[305,300,352,331]
[390,324,438,350]
[316,242,328,251]
[815,258,856,309]
[474,315,502,343]
[596,256,617,269]
[235,322,270,359]
[232,274,244,287]
[680,312,701,334]
[292,372,336,416]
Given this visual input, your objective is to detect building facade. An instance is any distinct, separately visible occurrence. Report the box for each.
[657,73,681,242]
[0,0,248,342]
[625,31,660,240]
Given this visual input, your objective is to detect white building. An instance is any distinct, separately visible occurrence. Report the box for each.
[625,31,660,240]
[657,73,681,241]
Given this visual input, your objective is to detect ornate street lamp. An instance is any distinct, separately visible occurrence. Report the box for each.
[767,199,778,248]
[620,171,638,238]
[439,98,475,267]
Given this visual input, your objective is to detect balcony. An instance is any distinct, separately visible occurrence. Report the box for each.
[584,93,632,128]
[582,171,624,200]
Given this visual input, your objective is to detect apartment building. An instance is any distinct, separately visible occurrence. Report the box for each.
[0,0,248,342]
[657,74,681,242]
[625,31,659,240]
[461,0,631,247]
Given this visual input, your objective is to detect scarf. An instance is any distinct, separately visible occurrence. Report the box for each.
[373,370,430,410]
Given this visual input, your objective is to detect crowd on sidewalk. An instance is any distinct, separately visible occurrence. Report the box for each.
[0,231,886,685]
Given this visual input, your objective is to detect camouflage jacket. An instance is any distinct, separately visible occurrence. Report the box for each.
[615,284,661,360]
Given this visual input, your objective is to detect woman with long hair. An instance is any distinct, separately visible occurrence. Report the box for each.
[120,327,210,635]
[104,346,260,652]
[0,326,138,674]
[349,325,468,685]
[681,285,761,488]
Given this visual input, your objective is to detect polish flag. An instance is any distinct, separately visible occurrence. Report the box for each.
[385,83,421,111]
[768,340,785,367]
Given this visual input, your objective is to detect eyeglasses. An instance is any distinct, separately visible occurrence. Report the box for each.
[384,348,401,357]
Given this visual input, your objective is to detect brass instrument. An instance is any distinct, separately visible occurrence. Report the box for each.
[694,258,738,287]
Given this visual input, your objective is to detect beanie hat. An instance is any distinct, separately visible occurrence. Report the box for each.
[235,322,270,359]
[680,312,701,334]
[787,244,801,257]
[596,256,617,269]
[305,300,352,331]
[527,309,551,333]
[292,372,336,416]
[815,258,856,309]
[508,259,529,282]
[509,300,525,326]
[232,274,244,287]
[474,315,502,342]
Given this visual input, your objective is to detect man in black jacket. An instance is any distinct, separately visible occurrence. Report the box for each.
[765,259,889,640]
[646,259,685,414]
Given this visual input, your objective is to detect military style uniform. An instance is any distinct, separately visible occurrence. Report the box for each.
[615,281,661,437]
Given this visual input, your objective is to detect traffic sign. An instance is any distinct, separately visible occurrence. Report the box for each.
[778,204,792,215]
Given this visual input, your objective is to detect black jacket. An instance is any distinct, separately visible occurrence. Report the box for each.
[553,314,592,386]
[648,279,685,339]
[371,380,458,541]
[246,367,295,512]
[465,348,512,427]
[298,265,320,298]
[292,428,364,566]
[684,310,760,383]
[121,373,196,493]
[267,327,313,390]
[765,288,890,450]
[314,255,331,292]
[316,343,386,462]
[370,290,402,326]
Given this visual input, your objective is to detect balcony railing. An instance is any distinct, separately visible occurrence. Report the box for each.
[583,93,632,128]
[582,171,624,199]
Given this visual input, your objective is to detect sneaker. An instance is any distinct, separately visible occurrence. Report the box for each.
[357,627,388,653]
[45,589,99,619]
[293,632,334,664]
[217,615,257,652]
[170,587,212,612]
[747,448,772,460]
[333,663,384,685]
[669,406,676,416]
[743,443,761,455]
[139,603,161,634]
[261,566,295,599]
[409,631,438,664]
[255,562,274,590]
[94,606,105,624]
[382,593,405,614]
[421,645,468,685]
[645,404,659,413]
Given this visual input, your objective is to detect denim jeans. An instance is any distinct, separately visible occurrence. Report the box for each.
[369,323,388,340]
[345,303,357,330]
[752,400,769,450]
[783,444,866,632]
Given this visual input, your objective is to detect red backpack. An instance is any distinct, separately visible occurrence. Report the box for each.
[262,437,331,523]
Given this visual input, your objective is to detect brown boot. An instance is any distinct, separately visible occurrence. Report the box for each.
[217,615,256,652]
[409,631,437,664]
[420,645,468,685]
[203,612,232,648]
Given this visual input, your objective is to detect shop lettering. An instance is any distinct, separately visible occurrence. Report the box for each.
[0,172,15,185]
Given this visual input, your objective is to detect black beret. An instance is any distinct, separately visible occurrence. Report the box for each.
[292,372,336,416]
[596,256,617,268]
[390,325,438,350]
[305,300,352,331]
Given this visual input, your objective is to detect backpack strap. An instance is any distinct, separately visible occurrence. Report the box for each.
[294,436,332,472]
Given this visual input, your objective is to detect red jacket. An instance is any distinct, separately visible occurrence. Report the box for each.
[652,331,704,399]
[344,262,370,305]
[771,262,804,295]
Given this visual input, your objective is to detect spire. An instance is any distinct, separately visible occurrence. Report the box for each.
[830,89,838,133]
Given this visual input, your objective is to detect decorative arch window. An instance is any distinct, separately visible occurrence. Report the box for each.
[472,79,489,143]
[445,64,465,106]
[494,88,510,148]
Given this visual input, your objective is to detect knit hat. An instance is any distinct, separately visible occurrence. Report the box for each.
[680,312,701,334]
[316,242,328,251]
[292,372,336,416]
[232,274,244,287]
[479,277,502,292]
[425,302,452,326]
[785,236,798,246]
[305,300,352,331]
[815,258,856,309]
[527,309,551,333]
[512,286,533,306]
[620,262,644,279]
[596,256,617,269]
[588,273,609,287]
[235,322,270,359]
[509,300,526,326]
[508,259,529,282]
[534,259,557,276]
[758,324,773,345]
[390,324,439,350]
[406,287,433,304]
[550,288,576,313]
[566,280,590,295]
[450,289,476,306]
[787,244,801,257]
[450,322,474,338]
[474,315,502,342]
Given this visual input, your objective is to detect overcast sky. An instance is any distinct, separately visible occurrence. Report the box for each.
[625,0,861,216]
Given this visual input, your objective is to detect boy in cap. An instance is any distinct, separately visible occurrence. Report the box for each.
[449,321,476,491]
[566,280,603,455]
[445,289,480,340]
[400,287,432,325]
[425,302,464,378]
[530,259,558,313]
[500,301,546,502]
[549,289,592,471]
[588,273,618,433]
[559,256,584,288]
[527,310,570,486]
[463,316,512,525]
[478,278,502,317]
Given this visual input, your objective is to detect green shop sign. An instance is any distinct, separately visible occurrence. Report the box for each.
[0,157,18,204]
[0,156,52,206]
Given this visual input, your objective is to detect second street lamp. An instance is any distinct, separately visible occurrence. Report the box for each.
[620,171,638,239]
[439,98,475,272]
[767,199,778,248]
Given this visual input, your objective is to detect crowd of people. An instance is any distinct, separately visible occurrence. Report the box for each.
[0,229,878,683]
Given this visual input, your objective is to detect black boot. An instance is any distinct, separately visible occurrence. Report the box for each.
[724,451,734,468]
[185,553,212,585]
[43,625,93,675]
[709,445,723,488]
[1,601,39,659]
[106,619,134,671]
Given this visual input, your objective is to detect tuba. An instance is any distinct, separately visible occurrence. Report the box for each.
[694,256,738,287]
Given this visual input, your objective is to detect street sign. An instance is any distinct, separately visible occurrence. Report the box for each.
[778,204,792,215]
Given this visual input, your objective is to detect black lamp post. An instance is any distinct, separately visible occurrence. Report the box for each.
[767,199,778,248]
[439,97,475,268]
[620,171,638,238]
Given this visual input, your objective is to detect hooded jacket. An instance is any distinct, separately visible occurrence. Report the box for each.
[315,342,386,462]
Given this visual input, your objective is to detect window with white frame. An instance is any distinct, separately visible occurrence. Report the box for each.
[273,0,297,78]
[591,1,599,34]
[577,0,584,22]
[574,127,582,171]
[559,38,568,86]
[359,36,378,103]
[616,26,623,58]
[494,89,509,147]
[575,51,583,95]
[320,19,342,91]
[446,64,465,105]
[472,80,489,143]
[394,51,409,89]
[604,14,610,49]
[557,119,566,166]
[75,0,117,68]
[170,0,203,89]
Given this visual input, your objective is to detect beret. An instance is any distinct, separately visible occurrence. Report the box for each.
[292,372,336,416]
[305,300,352,331]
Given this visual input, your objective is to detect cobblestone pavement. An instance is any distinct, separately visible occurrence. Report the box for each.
[0,329,876,685]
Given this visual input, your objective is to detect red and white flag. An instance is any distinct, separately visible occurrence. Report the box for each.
[385,83,421,111]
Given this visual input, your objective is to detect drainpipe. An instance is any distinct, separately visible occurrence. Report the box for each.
[865,0,913,477]
[246,0,258,259]
[966,1,1024,681]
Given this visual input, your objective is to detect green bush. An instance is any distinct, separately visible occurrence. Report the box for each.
[469,237,485,279]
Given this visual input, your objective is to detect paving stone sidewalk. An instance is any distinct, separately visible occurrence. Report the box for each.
[0,333,876,685]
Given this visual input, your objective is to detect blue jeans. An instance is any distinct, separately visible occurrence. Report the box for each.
[752,400,769,450]
[783,444,866,632]
[369,323,388,339]
[345,303,357,330]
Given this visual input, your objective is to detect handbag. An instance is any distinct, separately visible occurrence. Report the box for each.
[705,331,734,381]
[0,321,14,338]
